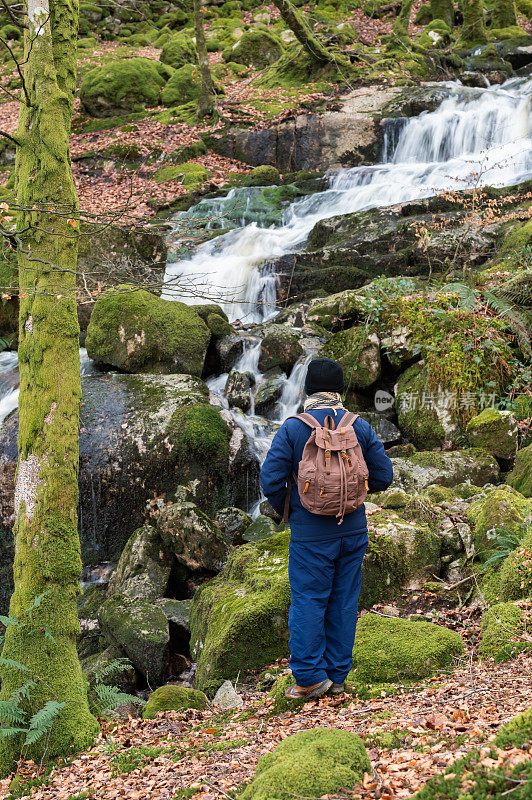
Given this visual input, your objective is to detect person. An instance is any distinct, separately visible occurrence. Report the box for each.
[260,357,394,699]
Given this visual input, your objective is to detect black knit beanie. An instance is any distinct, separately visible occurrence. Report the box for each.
[304,358,345,395]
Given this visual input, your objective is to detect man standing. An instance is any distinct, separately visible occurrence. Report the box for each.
[260,358,393,699]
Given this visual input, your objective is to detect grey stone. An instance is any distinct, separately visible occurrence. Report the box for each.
[213,680,244,709]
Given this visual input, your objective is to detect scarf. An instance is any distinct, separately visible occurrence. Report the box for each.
[303,391,346,412]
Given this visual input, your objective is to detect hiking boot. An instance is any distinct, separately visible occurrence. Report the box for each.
[284,679,332,699]
[329,682,346,695]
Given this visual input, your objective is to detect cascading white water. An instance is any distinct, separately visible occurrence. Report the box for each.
[164,78,532,324]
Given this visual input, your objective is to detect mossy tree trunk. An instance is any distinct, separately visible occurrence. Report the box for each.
[193,0,216,117]
[492,0,517,28]
[0,0,99,776]
[430,0,454,26]
[271,0,339,66]
[392,0,414,38]
[460,0,487,43]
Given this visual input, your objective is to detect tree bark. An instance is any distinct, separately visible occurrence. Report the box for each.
[430,0,454,26]
[460,0,487,43]
[392,0,414,38]
[271,0,338,66]
[492,0,517,28]
[193,0,215,117]
[0,0,99,776]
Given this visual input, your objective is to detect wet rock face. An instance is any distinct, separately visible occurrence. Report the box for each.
[157,499,229,572]
[276,196,505,301]
[0,373,260,612]
[207,85,449,172]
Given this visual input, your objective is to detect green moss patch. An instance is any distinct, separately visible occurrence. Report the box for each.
[160,31,198,69]
[353,614,464,683]
[466,486,529,559]
[240,729,370,800]
[479,602,530,662]
[143,685,208,719]
[80,58,168,117]
[507,445,532,497]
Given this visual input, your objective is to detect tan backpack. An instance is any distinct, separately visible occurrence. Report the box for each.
[284,411,369,524]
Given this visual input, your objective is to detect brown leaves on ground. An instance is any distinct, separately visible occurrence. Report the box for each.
[1,605,531,800]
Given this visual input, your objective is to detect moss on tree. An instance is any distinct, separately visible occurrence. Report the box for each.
[0,0,100,776]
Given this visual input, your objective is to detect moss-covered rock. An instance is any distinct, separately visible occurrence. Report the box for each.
[223,27,283,69]
[159,31,198,69]
[161,64,202,106]
[243,165,281,186]
[395,363,448,449]
[267,674,305,715]
[466,407,519,460]
[190,531,291,694]
[82,645,136,693]
[98,595,169,683]
[142,685,207,719]
[499,532,532,601]
[80,58,168,117]
[242,514,279,542]
[157,498,229,572]
[479,602,530,662]
[258,324,304,373]
[353,614,464,682]
[85,287,211,375]
[107,524,173,600]
[321,327,381,390]
[240,729,370,800]
[360,509,441,608]
[391,449,500,493]
[466,485,529,558]
[153,162,210,190]
[507,444,532,497]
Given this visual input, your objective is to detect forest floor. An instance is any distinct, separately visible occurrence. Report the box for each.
[2,600,531,800]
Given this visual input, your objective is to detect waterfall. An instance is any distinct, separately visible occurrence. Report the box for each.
[164,78,532,324]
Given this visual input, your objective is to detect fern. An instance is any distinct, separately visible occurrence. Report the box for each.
[93,683,145,712]
[442,282,479,310]
[24,701,66,747]
[0,700,27,725]
[94,657,133,684]
[481,527,525,571]
[483,287,532,359]
[0,726,27,740]
[0,657,30,673]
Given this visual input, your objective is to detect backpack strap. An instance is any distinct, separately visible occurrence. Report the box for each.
[285,413,322,429]
[336,411,359,430]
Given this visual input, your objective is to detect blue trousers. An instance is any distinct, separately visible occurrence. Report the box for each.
[288,534,368,687]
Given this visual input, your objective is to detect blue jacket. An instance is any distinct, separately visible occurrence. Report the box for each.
[260,409,393,541]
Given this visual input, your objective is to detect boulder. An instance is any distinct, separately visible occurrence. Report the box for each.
[190,530,291,693]
[142,685,207,719]
[214,506,252,545]
[321,327,381,389]
[391,449,500,493]
[242,514,279,542]
[358,413,401,446]
[85,287,211,376]
[381,324,419,369]
[257,324,304,373]
[216,333,247,371]
[240,729,370,800]
[224,28,283,69]
[98,595,170,684]
[352,613,463,682]
[507,444,532,497]
[466,485,529,558]
[159,32,198,69]
[161,64,202,106]
[360,509,441,608]
[254,372,284,416]
[498,532,532,601]
[77,223,167,335]
[157,499,229,572]
[107,524,173,600]
[395,363,457,449]
[466,407,519,460]
[213,680,244,709]
[225,370,252,412]
[81,645,137,692]
[479,602,529,662]
[154,598,191,637]
[80,57,169,117]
